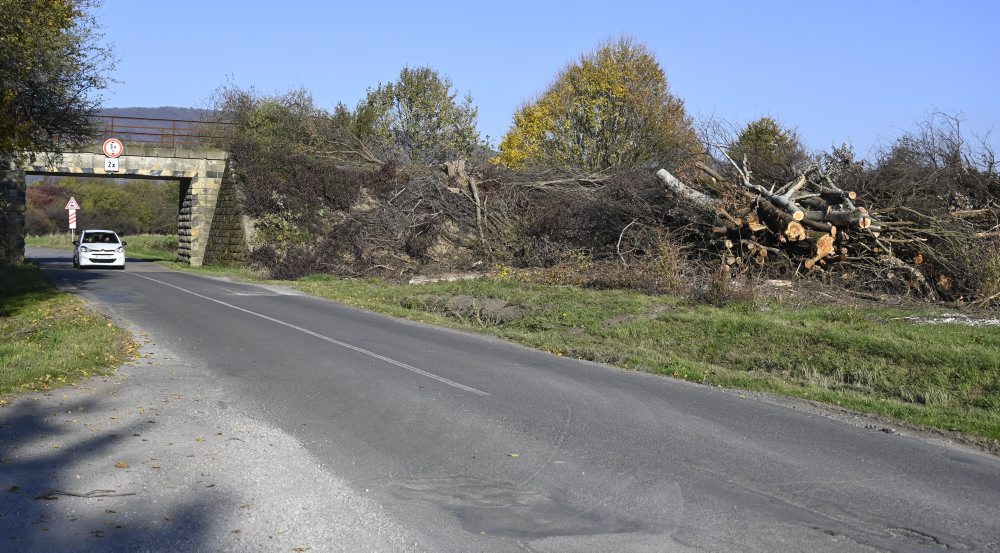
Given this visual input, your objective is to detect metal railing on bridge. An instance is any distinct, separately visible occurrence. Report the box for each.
[94,115,233,149]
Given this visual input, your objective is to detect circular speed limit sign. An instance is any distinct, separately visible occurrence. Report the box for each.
[102,138,124,158]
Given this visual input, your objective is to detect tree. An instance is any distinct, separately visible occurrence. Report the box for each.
[0,0,113,162]
[361,66,486,165]
[726,117,809,186]
[496,37,702,172]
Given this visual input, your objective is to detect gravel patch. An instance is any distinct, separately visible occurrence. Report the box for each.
[0,334,421,552]
[894,313,1000,327]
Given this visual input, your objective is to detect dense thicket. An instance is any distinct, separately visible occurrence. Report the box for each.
[216,40,998,306]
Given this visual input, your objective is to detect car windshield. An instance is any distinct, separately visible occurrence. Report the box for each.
[82,232,119,244]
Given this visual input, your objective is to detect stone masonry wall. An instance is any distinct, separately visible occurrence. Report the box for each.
[0,167,26,265]
[202,162,247,265]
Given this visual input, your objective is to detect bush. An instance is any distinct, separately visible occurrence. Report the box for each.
[855,114,998,213]
[688,267,760,308]
[726,117,810,186]
[973,245,1000,304]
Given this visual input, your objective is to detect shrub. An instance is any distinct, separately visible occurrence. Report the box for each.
[688,267,760,308]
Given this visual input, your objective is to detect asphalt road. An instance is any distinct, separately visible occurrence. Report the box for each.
[20,248,1000,552]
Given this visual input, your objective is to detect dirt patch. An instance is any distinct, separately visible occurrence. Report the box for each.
[411,294,525,325]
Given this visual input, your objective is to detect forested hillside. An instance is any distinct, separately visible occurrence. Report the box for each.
[99,106,214,121]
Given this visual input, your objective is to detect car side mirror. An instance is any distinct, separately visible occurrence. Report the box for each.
[121,241,128,247]
[72,240,78,246]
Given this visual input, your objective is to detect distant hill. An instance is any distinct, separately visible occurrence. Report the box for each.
[99,106,217,122]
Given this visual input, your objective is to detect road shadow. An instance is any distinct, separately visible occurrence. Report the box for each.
[20,250,165,297]
[0,395,221,552]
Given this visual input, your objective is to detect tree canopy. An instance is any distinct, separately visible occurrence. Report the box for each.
[496,37,702,172]
[361,66,487,165]
[0,0,113,162]
[726,117,809,185]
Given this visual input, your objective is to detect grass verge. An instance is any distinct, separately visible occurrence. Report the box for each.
[107,259,1000,443]
[0,263,137,398]
[26,233,178,261]
[285,275,1000,442]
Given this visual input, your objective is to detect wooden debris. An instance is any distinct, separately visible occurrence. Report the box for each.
[657,160,961,298]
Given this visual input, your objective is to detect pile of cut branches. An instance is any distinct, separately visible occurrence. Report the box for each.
[659,159,996,302]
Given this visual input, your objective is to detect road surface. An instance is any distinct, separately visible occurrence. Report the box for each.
[13,248,1000,552]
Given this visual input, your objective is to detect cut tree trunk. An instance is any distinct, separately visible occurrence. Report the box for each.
[801,208,870,229]
[656,168,717,210]
[757,200,806,241]
[802,233,836,269]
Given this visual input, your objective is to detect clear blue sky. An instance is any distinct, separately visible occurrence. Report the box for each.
[95,0,998,158]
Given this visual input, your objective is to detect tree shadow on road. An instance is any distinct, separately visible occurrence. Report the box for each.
[0,395,222,552]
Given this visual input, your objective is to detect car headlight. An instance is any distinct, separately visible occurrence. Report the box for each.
[80,246,90,252]
[116,246,124,253]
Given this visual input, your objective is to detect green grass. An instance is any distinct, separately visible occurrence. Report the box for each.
[26,233,178,261]
[0,264,137,398]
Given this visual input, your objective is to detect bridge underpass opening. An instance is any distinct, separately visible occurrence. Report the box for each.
[24,170,186,258]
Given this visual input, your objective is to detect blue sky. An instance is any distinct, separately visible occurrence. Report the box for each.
[95,0,998,158]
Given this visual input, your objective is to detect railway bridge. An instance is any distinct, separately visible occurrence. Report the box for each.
[2,116,247,266]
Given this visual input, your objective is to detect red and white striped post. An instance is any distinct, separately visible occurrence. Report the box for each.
[65,196,80,242]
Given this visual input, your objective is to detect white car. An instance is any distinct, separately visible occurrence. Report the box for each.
[73,229,127,270]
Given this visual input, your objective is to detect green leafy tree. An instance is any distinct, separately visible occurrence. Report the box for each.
[2,0,113,263]
[0,0,113,161]
[362,66,486,165]
[726,117,809,185]
[496,37,701,172]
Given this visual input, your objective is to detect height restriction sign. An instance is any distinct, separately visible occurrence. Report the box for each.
[102,138,124,158]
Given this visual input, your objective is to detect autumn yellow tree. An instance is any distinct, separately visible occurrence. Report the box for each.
[496,37,701,172]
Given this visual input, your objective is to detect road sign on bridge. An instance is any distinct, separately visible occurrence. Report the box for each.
[102,138,124,158]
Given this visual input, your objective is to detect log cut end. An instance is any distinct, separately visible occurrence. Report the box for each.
[784,221,807,242]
